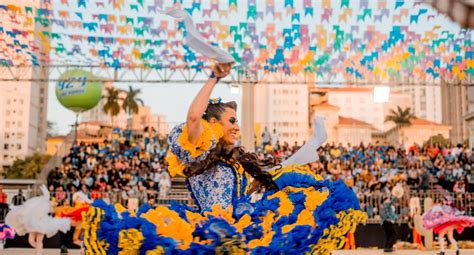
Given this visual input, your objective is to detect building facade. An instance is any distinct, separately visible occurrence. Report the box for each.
[254,84,309,145]
[0,0,49,172]
[311,87,412,132]
[441,83,468,145]
[391,85,442,123]
[384,118,451,148]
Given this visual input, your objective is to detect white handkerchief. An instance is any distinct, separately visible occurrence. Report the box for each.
[160,9,235,64]
[275,116,327,169]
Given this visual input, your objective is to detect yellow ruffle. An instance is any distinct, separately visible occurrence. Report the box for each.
[83,207,107,255]
[118,228,143,255]
[141,206,195,250]
[270,164,323,181]
[166,120,224,177]
[165,152,186,177]
[234,214,252,232]
[267,192,293,218]
[204,204,235,224]
[311,209,368,255]
[177,120,223,158]
[145,246,165,255]
[282,209,316,234]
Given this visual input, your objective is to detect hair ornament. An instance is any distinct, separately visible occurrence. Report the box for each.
[208,97,222,105]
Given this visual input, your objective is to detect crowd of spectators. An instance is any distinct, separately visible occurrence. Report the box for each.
[46,134,172,208]
[263,141,474,192]
[41,126,474,219]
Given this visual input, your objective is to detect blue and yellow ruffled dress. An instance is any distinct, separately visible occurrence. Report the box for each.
[83,120,366,255]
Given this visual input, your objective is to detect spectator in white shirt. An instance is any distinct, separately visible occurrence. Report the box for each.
[453,163,464,179]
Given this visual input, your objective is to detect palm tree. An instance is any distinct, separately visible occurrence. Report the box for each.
[102,87,121,127]
[122,85,145,129]
[385,106,415,126]
[385,106,416,146]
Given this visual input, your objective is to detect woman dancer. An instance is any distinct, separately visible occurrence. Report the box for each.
[423,195,474,255]
[5,185,70,255]
[82,63,366,255]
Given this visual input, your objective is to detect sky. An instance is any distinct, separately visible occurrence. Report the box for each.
[48,82,240,135]
[45,0,463,135]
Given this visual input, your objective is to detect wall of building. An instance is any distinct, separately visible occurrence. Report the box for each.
[324,88,412,132]
[0,0,49,173]
[392,85,442,123]
[0,83,48,170]
[254,84,309,145]
[336,126,373,146]
[441,84,467,144]
[385,125,451,148]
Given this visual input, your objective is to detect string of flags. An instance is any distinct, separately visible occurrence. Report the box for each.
[0,0,473,81]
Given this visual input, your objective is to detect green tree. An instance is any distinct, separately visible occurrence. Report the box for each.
[4,153,51,179]
[424,134,451,147]
[122,85,144,128]
[385,106,416,146]
[102,87,121,127]
[384,106,416,126]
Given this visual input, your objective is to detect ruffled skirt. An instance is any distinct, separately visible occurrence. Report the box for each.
[423,213,474,234]
[6,197,71,237]
[0,224,15,240]
[83,166,366,255]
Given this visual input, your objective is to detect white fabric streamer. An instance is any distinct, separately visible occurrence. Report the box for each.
[275,116,327,169]
[160,9,235,64]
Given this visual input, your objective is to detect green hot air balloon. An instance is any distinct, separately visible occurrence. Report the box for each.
[56,69,103,142]
[56,69,102,113]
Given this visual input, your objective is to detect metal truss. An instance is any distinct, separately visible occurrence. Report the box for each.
[0,65,473,86]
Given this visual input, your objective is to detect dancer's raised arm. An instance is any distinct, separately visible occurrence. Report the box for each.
[186,63,232,144]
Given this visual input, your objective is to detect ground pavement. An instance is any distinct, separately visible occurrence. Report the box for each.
[1,248,474,255]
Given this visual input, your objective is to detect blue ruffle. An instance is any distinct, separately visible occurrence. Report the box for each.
[85,166,364,254]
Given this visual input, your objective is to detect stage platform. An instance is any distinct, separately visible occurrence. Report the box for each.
[0,249,473,255]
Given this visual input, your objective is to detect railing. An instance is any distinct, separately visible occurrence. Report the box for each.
[358,190,474,224]
[38,132,75,182]
[2,189,472,224]
[48,191,193,209]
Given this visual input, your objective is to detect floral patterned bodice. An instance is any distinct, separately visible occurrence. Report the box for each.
[166,121,250,212]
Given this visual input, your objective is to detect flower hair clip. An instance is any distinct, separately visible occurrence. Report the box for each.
[208,97,222,105]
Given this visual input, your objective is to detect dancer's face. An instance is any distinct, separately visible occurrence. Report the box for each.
[218,107,240,146]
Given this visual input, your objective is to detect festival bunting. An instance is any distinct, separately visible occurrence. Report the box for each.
[0,0,473,82]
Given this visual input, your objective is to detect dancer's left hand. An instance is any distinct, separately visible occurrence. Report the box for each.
[213,62,233,78]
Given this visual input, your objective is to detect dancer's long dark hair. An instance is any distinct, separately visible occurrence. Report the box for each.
[183,101,278,190]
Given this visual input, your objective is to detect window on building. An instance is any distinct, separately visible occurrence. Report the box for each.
[6,110,10,116]
[17,121,22,128]
[5,121,10,128]
[6,99,11,104]
[4,144,8,150]
[3,155,8,160]
[4,133,9,139]
[17,144,21,150]
[40,88,45,94]
[19,99,24,104]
